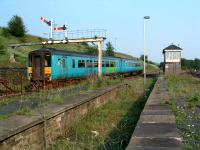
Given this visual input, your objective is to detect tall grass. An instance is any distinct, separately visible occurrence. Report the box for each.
[48,77,156,150]
[166,74,200,150]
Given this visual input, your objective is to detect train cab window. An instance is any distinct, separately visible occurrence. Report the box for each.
[29,55,32,67]
[62,59,66,68]
[45,55,50,67]
[72,59,75,68]
[45,55,51,67]
[78,60,85,68]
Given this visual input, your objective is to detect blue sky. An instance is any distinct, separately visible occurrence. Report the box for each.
[0,0,200,62]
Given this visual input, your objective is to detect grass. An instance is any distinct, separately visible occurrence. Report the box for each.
[0,76,125,118]
[48,77,156,150]
[15,106,32,116]
[0,114,9,120]
[165,74,200,150]
[0,27,135,67]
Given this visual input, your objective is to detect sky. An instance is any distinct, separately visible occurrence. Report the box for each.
[0,0,200,63]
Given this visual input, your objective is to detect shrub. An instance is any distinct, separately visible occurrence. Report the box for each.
[1,27,11,37]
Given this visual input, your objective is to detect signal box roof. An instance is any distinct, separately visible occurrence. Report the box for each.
[163,44,182,53]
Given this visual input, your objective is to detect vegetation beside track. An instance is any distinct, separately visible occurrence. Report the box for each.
[166,75,200,150]
[48,77,156,150]
[0,76,126,119]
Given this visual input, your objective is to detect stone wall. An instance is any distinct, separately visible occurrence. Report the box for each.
[0,85,119,150]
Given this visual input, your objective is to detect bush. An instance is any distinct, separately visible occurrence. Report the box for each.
[1,27,11,37]
[0,41,6,55]
[8,15,27,37]
[105,42,114,57]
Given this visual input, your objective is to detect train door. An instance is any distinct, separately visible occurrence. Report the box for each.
[61,57,67,79]
[32,54,44,80]
[122,60,125,73]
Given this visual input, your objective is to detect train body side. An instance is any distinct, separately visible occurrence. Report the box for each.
[50,54,143,80]
[27,48,144,81]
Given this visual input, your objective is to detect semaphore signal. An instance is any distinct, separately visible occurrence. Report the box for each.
[54,25,66,31]
[40,17,68,40]
[40,17,51,26]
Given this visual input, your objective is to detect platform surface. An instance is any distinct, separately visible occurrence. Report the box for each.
[126,77,182,150]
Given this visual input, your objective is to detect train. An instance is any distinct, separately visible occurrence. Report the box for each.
[27,48,143,82]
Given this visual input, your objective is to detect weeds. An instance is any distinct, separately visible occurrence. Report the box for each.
[0,114,9,120]
[166,74,200,149]
[16,106,32,116]
[48,77,156,150]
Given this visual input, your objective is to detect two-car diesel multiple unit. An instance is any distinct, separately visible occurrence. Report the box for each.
[28,48,143,81]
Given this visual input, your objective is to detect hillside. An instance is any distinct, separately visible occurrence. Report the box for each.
[0,28,136,67]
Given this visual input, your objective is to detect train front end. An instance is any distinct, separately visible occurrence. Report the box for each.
[28,50,52,82]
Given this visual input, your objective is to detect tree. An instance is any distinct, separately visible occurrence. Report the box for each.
[8,15,26,37]
[181,58,200,70]
[105,42,114,57]
[86,46,98,55]
[140,54,148,62]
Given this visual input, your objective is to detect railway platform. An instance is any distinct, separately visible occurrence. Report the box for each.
[126,77,182,150]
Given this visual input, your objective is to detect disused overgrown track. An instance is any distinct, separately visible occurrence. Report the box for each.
[0,67,159,99]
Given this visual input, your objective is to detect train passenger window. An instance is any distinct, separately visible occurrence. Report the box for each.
[72,59,75,68]
[106,61,109,67]
[78,60,85,68]
[136,63,141,67]
[110,61,114,67]
[62,59,66,68]
[102,61,105,67]
[86,60,93,68]
[90,60,93,67]
[110,61,116,67]
[45,55,51,67]
[94,61,98,67]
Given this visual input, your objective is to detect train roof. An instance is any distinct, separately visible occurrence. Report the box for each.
[29,48,141,61]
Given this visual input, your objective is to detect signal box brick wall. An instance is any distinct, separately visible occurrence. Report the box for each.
[163,44,182,74]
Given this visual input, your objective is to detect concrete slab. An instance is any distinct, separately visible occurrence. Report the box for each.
[127,146,182,150]
[139,115,175,123]
[144,104,170,110]
[141,109,173,115]
[128,137,182,148]
[134,123,179,138]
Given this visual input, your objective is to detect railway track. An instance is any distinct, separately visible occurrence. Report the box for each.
[188,70,200,78]
[0,71,159,99]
